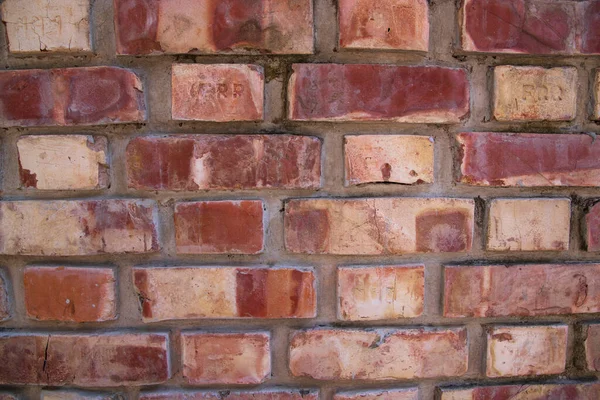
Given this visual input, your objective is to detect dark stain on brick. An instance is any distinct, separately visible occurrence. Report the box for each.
[111,344,168,382]
[115,0,162,55]
[0,70,54,125]
[415,209,471,252]
[133,269,153,319]
[18,159,38,189]
[492,332,513,342]
[380,163,392,181]
[212,1,264,51]
[236,268,268,317]
[285,206,330,253]
[582,1,600,54]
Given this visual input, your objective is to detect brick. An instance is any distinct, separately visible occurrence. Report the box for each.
[486,325,567,377]
[285,198,474,255]
[42,391,120,400]
[493,66,577,121]
[486,198,570,251]
[172,64,264,122]
[444,264,600,318]
[458,132,600,187]
[114,0,313,55]
[586,202,600,251]
[441,383,600,400]
[1,0,91,53]
[339,0,428,51]
[583,2,600,54]
[288,64,469,123]
[0,395,16,400]
[335,389,418,400]
[594,72,600,120]
[140,391,318,400]
[338,265,424,320]
[0,333,169,386]
[127,135,321,190]
[0,200,158,256]
[289,328,468,380]
[0,274,9,321]
[585,324,600,371]
[133,267,316,321]
[344,135,433,186]
[181,332,270,385]
[24,267,116,322]
[17,135,108,190]
[175,200,264,254]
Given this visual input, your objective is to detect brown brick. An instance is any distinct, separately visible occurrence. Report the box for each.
[444,264,600,317]
[24,267,116,322]
[140,391,318,400]
[594,72,600,120]
[458,132,600,187]
[0,200,159,256]
[344,135,434,186]
[42,391,121,400]
[0,67,145,127]
[288,64,469,123]
[486,198,571,251]
[289,328,468,380]
[172,64,264,122]
[114,0,313,55]
[17,135,108,190]
[486,325,567,377]
[0,274,9,322]
[0,333,169,386]
[339,0,428,51]
[285,198,474,255]
[338,265,424,320]
[493,66,577,121]
[335,389,418,400]
[126,135,321,190]
[181,332,270,385]
[175,200,264,254]
[133,267,316,321]
[585,324,600,371]
[441,383,600,400]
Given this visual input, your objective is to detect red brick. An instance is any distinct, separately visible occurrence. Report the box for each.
[444,264,600,318]
[582,2,600,54]
[0,67,145,127]
[175,200,264,254]
[0,333,169,386]
[586,202,600,251]
[441,383,600,400]
[289,328,468,380]
[486,325,567,377]
[458,132,600,187]
[335,389,418,400]
[133,267,316,321]
[181,332,270,385]
[114,0,313,55]
[285,198,474,255]
[140,391,318,400]
[172,64,264,122]
[339,0,428,51]
[288,64,469,123]
[0,200,158,256]
[24,267,116,322]
[127,135,321,190]
[0,274,9,321]
[585,324,600,371]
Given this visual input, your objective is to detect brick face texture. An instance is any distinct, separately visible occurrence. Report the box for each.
[1,0,600,398]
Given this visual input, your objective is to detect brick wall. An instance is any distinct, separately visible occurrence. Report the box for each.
[0,0,599,399]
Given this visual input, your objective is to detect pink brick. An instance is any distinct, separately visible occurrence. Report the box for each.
[586,202,600,251]
[585,324,600,371]
[127,135,321,190]
[140,391,318,400]
[0,333,169,386]
[288,64,469,123]
[114,0,313,55]
[181,332,270,385]
[289,328,468,380]
[0,67,145,127]
[335,389,418,400]
[172,64,264,122]
[441,383,600,400]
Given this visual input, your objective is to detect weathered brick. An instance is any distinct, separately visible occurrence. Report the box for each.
[0,273,9,321]
[335,389,418,400]
[127,135,321,190]
[339,0,428,51]
[344,135,433,186]
[172,64,264,122]
[24,267,116,322]
[114,0,313,55]
[585,324,600,371]
[175,200,264,254]
[338,265,424,320]
[140,390,318,400]
[42,391,120,400]
[0,395,15,400]
[288,64,469,123]
[594,72,600,120]
[458,132,600,187]
[0,200,158,256]
[444,264,600,317]
[0,67,146,127]
[586,202,600,251]
[493,66,577,121]
[181,332,270,385]
[486,198,570,251]
[285,198,474,255]
[486,325,567,377]
[441,383,600,400]
[0,333,169,386]
[1,0,91,53]
[289,328,468,380]
[133,267,316,321]
[17,135,108,190]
